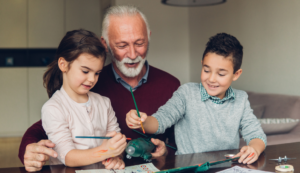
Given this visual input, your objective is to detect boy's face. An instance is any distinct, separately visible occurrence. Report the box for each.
[201,52,242,99]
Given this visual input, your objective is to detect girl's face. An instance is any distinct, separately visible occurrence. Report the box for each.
[60,53,104,102]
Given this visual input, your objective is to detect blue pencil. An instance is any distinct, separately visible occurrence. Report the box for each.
[76,136,132,140]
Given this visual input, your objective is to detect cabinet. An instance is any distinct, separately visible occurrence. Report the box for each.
[28,0,65,48]
[0,68,28,137]
[0,0,27,48]
[66,0,101,36]
[28,67,48,125]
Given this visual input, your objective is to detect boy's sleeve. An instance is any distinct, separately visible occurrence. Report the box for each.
[152,85,187,134]
[240,94,267,147]
[42,104,75,164]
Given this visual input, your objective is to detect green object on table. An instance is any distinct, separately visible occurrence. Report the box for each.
[125,137,156,161]
[155,157,240,173]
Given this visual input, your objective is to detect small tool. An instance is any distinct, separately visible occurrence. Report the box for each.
[269,156,296,163]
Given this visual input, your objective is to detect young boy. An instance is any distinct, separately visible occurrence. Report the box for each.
[126,33,266,165]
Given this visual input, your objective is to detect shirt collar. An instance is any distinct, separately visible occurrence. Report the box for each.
[200,83,235,104]
[111,60,149,84]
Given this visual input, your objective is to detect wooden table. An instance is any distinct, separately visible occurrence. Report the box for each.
[2,142,299,173]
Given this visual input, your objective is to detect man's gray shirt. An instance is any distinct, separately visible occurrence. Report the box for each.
[153,83,267,155]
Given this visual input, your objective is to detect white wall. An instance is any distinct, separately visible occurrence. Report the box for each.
[189,0,300,96]
[115,0,190,84]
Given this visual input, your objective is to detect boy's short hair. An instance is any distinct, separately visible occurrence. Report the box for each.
[202,33,243,73]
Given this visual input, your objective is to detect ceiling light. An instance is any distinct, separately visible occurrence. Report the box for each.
[162,0,226,7]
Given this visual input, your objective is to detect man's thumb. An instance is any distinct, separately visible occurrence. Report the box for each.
[39,140,55,148]
[151,138,159,145]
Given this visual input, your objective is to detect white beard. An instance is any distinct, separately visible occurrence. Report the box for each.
[112,56,146,78]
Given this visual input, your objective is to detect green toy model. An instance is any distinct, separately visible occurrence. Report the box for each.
[125,129,177,161]
[125,137,156,161]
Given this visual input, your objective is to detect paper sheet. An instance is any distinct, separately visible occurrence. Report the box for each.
[217,166,274,173]
[75,163,159,173]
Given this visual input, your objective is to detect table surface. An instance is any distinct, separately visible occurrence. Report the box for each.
[2,142,299,173]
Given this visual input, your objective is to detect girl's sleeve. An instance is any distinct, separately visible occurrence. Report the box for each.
[240,94,267,147]
[152,84,187,134]
[105,98,121,133]
[42,104,75,164]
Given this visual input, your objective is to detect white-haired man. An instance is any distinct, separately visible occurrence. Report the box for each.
[19,5,180,172]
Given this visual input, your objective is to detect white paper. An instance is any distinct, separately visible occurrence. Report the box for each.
[217,166,274,173]
[75,163,160,173]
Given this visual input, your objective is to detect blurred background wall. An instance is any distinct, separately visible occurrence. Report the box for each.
[1,0,300,137]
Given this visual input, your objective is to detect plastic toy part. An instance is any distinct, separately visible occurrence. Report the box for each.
[156,157,240,173]
[125,138,155,161]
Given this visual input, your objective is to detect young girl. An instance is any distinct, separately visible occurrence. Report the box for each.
[42,29,127,169]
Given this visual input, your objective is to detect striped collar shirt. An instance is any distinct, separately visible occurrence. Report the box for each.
[200,83,235,104]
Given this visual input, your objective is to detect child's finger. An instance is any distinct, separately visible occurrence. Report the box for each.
[130,110,141,120]
[238,151,251,163]
[245,156,257,165]
[241,152,255,164]
[240,146,248,153]
[140,112,148,122]
[109,132,123,143]
[106,158,119,170]
[104,160,114,170]
[112,159,121,170]
[105,131,117,138]
[126,117,141,129]
[126,111,142,126]
[103,158,111,167]
[233,152,242,158]
[118,158,125,169]
[111,135,127,151]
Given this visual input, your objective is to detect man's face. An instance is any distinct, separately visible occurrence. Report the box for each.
[105,14,149,77]
[201,52,242,99]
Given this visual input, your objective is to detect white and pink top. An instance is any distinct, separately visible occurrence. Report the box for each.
[42,87,120,165]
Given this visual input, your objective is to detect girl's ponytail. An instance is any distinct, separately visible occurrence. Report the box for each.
[43,59,63,98]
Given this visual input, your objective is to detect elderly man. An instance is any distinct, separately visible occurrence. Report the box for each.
[19,5,180,172]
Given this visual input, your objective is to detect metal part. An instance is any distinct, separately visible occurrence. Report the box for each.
[126,154,132,159]
[269,156,296,163]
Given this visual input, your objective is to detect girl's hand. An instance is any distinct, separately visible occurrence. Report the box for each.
[100,131,127,158]
[102,156,125,170]
[233,146,259,164]
[126,110,148,129]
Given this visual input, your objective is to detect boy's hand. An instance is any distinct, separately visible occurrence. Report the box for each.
[100,131,127,157]
[234,146,259,164]
[102,156,125,170]
[126,109,148,129]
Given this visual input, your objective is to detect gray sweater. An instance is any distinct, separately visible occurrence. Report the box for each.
[153,83,267,155]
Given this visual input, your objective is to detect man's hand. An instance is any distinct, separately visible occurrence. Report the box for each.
[151,138,167,158]
[24,140,57,172]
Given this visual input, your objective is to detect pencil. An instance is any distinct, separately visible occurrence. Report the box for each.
[76,136,132,140]
[130,87,146,134]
